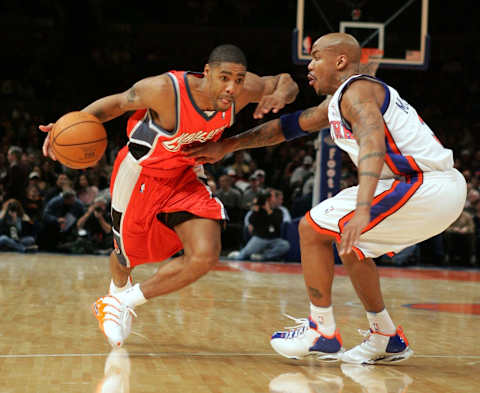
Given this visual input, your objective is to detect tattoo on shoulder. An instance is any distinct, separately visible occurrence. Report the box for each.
[308,286,323,299]
[127,87,136,102]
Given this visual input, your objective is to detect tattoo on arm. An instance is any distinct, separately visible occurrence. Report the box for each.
[356,202,371,207]
[358,151,385,164]
[127,87,136,103]
[92,110,107,122]
[358,171,380,179]
[308,286,323,299]
[232,119,284,149]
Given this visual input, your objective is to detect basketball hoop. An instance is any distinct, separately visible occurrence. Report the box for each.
[360,47,384,64]
[360,48,384,76]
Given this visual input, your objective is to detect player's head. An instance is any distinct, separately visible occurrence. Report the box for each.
[204,44,247,112]
[307,33,361,96]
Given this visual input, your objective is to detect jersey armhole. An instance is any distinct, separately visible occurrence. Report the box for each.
[338,75,391,131]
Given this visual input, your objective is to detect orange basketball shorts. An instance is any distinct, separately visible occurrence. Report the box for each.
[110,148,226,268]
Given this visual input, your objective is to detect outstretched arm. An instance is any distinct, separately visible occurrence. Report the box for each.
[39,74,173,159]
[184,97,330,164]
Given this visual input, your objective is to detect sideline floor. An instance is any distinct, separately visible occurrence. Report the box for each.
[0,252,479,392]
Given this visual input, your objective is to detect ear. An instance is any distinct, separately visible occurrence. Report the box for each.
[204,64,210,77]
[336,54,348,70]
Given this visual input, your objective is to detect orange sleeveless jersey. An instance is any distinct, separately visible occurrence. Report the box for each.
[125,70,235,178]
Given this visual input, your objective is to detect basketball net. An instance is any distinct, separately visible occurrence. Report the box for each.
[359,48,384,77]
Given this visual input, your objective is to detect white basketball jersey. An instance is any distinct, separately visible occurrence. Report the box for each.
[328,74,453,178]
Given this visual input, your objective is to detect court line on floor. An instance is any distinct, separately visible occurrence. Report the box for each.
[1,352,479,359]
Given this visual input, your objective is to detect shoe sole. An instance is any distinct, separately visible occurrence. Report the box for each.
[342,347,414,365]
[273,348,345,362]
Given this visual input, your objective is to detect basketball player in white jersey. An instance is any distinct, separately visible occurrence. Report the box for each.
[185,33,467,364]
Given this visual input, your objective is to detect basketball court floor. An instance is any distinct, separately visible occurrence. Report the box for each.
[0,252,478,392]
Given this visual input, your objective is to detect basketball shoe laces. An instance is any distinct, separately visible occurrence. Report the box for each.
[280,314,312,338]
[94,296,137,334]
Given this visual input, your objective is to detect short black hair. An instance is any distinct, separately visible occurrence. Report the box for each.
[208,44,247,68]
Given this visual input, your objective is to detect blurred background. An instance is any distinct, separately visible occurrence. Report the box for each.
[0,0,478,267]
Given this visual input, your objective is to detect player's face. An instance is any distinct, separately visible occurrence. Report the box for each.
[307,40,337,96]
[205,62,247,112]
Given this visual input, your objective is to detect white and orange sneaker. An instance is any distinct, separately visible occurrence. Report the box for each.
[270,315,344,361]
[341,326,413,365]
[92,295,137,348]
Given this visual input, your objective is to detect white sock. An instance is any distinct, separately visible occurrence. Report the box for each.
[310,303,336,336]
[366,308,396,335]
[116,283,147,308]
[109,276,132,294]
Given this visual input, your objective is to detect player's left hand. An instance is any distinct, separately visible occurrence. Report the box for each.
[253,94,286,119]
[183,141,227,164]
[338,210,370,256]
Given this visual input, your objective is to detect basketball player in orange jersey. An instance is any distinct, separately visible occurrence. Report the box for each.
[39,44,299,348]
[185,33,466,364]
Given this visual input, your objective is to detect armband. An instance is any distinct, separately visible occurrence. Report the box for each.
[280,111,309,141]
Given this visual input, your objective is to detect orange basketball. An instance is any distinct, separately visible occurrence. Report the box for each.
[51,111,107,169]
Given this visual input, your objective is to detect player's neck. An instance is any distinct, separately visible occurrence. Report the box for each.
[187,74,216,111]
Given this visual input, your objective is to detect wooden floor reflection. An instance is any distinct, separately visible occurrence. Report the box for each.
[0,252,479,392]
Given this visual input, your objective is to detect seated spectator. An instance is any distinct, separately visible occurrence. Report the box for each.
[22,184,44,236]
[215,174,244,251]
[44,173,71,203]
[0,199,37,252]
[242,173,263,210]
[228,191,290,261]
[3,145,28,202]
[444,206,475,266]
[37,189,85,251]
[74,172,99,207]
[290,155,314,189]
[59,196,113,254]
[270,188,292,223]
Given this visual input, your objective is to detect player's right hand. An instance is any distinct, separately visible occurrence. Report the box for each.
[38,123,57,161]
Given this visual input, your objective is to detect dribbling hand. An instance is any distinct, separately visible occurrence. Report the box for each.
[38,123,57,161]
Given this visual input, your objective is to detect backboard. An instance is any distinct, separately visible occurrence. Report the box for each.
[293,0,430,70]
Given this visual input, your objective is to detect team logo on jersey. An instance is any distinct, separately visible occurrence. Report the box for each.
[162,125,227,152]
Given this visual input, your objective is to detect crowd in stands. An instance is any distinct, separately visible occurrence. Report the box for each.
[1,2,479,267]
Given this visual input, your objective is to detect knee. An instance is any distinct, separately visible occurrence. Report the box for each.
[185,248,219,275]
[298,217,329,243]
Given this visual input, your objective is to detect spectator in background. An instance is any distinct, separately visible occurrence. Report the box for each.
[43,172,71,203]
[252,169,266,189]
[61,196,113,254]
[444,204,475,266]
[242,172,263,209]
[3,146,28,202]
[0,199,37,253]
[216,174,243,221]
[229,191,290,261]
[290,155,314,189]
[38,189,85,251]
[215,174,244,251]
[22,184,44,236]
[74,172,99,207]
[270,188,292,223]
